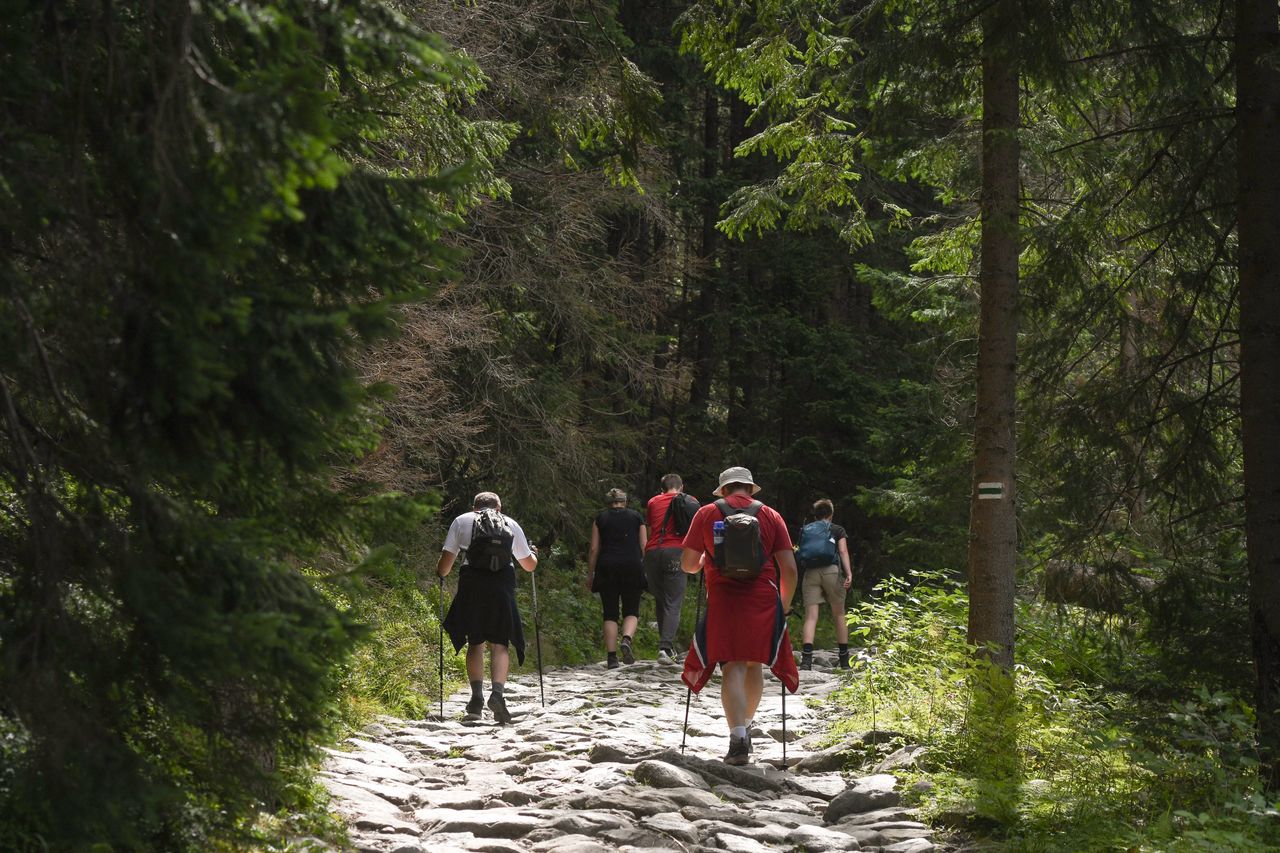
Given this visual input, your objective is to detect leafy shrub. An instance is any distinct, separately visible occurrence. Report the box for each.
[832,571,1280,850]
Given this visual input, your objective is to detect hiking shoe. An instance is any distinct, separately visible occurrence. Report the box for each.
[837,655,851,670]
[800,653,813,671]
[487,693,512,724]
[464,696,483,718]
[620,638,635,665]
[724,735,751,766]
[607,657,620,669]
[657,649,675,664]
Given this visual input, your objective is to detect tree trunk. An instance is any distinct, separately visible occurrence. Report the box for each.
[966,0,1020,671]
[688,87,721,412]
[1236,0,1280,791]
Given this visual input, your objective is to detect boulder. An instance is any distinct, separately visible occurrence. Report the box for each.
[873,745,927,774]
[823,775,900,823]
[634,760,711,790]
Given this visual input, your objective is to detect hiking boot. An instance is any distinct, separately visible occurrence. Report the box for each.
[464,696,483,718]
[657,648,677,664]
[487,693,511,724]
[724,735,751,766]
[620,638,635,665]
[800,652,813,671]
[607,657,620,669]
[837,654,851,670]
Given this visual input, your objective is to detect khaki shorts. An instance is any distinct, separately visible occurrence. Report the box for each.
[802,564,846,610]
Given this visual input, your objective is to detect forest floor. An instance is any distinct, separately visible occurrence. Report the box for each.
[314,650,963,853]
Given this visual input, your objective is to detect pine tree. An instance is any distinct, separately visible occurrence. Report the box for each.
[0,0,497,845]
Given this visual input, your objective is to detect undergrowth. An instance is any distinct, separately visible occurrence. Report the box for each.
[832,571,1280,851]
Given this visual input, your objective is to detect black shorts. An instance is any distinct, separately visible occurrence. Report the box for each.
[598,581,642,622]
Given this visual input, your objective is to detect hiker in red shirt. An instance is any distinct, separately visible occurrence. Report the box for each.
[680,466,799,765]
[643,473,698,663]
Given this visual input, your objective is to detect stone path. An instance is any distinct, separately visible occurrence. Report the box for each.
[319,649,944,853]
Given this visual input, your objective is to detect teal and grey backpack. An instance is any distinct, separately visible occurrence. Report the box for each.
[796,520,837,570]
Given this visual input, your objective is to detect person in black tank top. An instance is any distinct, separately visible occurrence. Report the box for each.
[587,488,647,668]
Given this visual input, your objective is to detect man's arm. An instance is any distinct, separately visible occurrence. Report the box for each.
[681,547,704,574]
[436,550,457,578]
[638,521,648,552]
[837,538,853,589]
[507,519,538,573]
[775,549,798,609]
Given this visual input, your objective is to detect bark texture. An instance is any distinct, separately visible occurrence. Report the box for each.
[966,0,1020,671]
[1236,0,1280,791]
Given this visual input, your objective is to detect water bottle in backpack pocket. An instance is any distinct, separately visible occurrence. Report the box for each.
[713,499,765,581]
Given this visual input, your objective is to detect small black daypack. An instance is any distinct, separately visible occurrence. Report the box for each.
[714,499,765,581]
[659,492,700,538]
[467,508,514,572]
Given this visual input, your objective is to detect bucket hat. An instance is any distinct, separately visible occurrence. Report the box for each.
[712,466,761,497]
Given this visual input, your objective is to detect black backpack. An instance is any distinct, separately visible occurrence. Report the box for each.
[659,492,700,538]
[467,508,514,572]
[714,499,765,581]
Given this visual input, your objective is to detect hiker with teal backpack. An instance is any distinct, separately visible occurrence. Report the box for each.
[795,498,853,670]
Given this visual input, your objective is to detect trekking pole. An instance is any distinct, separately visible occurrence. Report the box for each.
[532,565,545,708]
[438,573,445,720]
[680,572,705,753]
[781,678,787,767]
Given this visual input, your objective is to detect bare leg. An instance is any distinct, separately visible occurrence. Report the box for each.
[489,642,510,685]
[720,662,749,729]
[743,662,764,724]
[603,619,618,652]
[466,643,486,682]
[803,604,820,644]
[832,601,850,644]
[621,614,639,641]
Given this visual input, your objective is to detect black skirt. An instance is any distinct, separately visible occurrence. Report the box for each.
[443,565,527,665]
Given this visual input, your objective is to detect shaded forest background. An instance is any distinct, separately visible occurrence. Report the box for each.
[2,0,1278,850]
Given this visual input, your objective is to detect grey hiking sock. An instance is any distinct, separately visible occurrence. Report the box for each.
[490,681,504,697]
[470,679,483,700]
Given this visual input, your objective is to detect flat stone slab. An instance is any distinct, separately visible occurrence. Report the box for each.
[413,807,554,838]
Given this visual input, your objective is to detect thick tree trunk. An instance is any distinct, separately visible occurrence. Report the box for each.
[966,0,1020,671]
[1236,0,1280,791]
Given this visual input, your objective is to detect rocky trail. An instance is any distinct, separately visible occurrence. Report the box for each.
[319,649,949,853]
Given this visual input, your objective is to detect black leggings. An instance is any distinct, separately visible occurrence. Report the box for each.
[598,579,642,622]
